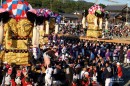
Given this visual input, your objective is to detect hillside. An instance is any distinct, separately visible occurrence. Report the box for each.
[27,0,106,13]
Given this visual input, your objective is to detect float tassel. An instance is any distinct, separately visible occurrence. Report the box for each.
[82,16,86,29]
[45,21,49,34]
[55,23,59,34]
[32,21,37,46]
[0,20,4,44]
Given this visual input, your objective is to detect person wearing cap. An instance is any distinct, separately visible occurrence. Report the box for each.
[81,72,90,86]
[116,62,123,78]
[84,72,89,78]
[91,76,100,86]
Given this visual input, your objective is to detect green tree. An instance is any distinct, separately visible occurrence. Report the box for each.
[99,4,106,8]
[2,0,102,13]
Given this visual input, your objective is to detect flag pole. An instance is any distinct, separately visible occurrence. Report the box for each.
[1,0,2,6]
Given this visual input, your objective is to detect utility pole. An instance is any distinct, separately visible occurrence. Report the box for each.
[50,0,53,10]
[126,3,128,23]
[42,0,44,7]
[63,0,65,4]
[1,0,2,5]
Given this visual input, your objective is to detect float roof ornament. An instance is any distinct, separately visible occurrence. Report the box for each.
[2,0,32,20]
[28,8,54,18]
[27,8,61,24]
[88,4,104,14]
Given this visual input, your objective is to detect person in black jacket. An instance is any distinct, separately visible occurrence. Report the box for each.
[104,62,113,86]
[96,61,103,84]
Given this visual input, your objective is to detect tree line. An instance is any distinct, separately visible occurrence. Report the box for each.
[1,0,106,13]
[27,0,106,13]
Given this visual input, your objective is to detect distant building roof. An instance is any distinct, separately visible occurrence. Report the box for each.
[109,12,119,18]
[73,10,83,15]
[60,13,78,19]
[105,4,127,12]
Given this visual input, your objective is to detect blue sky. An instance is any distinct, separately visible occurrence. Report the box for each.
[75,0,130,6]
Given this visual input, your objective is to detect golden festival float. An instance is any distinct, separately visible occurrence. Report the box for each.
[86,4,105,38]
[0,0,60,65]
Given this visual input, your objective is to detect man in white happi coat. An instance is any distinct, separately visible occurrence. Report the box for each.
[45,64,53,86]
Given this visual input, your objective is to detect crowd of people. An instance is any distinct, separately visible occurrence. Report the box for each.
[59,24,86,37]
[0,33,129,86]
[104,22,130,39]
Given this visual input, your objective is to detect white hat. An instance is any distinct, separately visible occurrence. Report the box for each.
[84,72,89,75]
[117,62,120,65]
[65,53,69,57]
[124,47,127,50]
[3,61,7,64]
[93,77,97,81]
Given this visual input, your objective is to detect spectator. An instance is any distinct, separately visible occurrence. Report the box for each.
[116,62,123,78]
[24,77,32,86]
[65,63,74,86]
[104,62,113,86]
[105,49,110,61]
[45,64,53,86]
[127,49,130,66]
[91,77,100,86]
[82,72,90,86]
